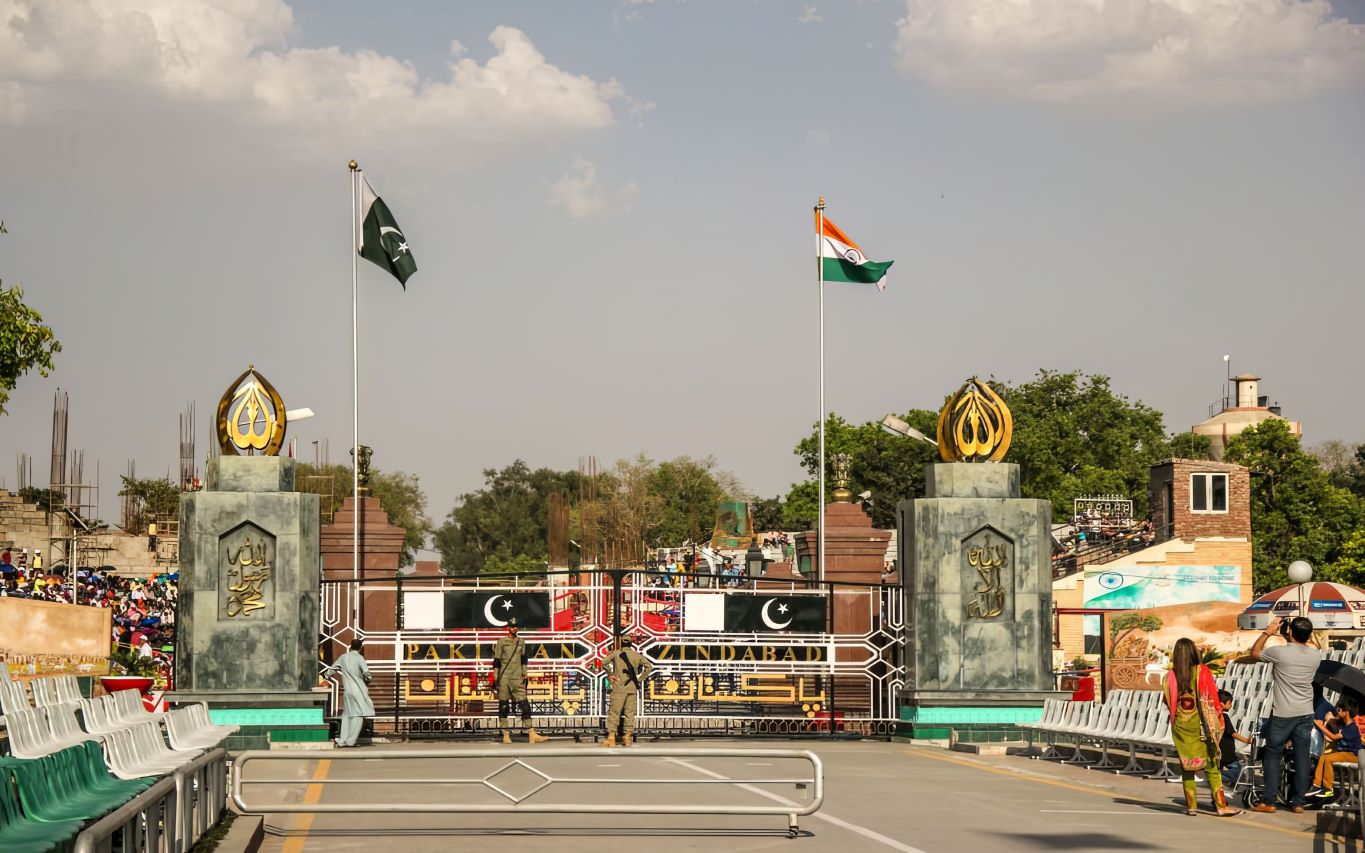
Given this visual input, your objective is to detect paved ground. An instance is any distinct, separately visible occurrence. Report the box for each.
[237,739,1354,853]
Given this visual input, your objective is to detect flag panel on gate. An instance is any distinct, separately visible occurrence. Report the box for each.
[443,591,551,629]
[722,594,825,633]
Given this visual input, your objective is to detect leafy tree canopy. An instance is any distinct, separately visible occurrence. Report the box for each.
[294,462,432,567]
[1225,418,1364,593]
[118,476,180,534]
[0,282,61,416]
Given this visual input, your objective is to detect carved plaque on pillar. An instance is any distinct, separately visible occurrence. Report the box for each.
[961,527,1013,622]
[219,521,277,621]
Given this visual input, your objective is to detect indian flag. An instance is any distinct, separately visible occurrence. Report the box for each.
[818,213,893,291]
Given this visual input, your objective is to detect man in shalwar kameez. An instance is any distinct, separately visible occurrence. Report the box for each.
[324,639,374,747]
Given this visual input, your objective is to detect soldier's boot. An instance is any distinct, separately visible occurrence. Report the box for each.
[622,734,634,747]
[527,727,550,744]
[601,734,617,748]
[499,719,512,745]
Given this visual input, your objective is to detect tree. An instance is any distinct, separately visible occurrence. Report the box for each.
[1109,613,1162,637]
[0,282,61,416]
[1224,418,1364,593]
[118,476,180,534]
[294,462,432,567]
[751,496,785,532]
[434,461,578,575]
[1167,432,1214,461]
[1312,440,1362,491]
[1002,371,1172,519]
[787,410,940,529]
[649,455,746,546]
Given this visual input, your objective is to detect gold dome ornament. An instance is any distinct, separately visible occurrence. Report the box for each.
[215,365,288,456]
[937,377,1013,463]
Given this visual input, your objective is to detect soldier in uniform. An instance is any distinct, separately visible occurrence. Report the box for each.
[603,634,652,747]
[492,618,549,744]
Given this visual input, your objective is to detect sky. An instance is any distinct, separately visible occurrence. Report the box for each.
[1,0,1363,547]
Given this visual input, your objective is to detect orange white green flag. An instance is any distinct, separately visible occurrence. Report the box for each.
[817,213,893,291]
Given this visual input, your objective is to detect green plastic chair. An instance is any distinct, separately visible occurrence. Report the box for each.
[0,763,82,853]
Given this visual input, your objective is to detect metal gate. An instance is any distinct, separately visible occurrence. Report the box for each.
[318,569,905,738]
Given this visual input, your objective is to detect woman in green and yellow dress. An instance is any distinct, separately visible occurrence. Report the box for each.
[1163,637,1240,816]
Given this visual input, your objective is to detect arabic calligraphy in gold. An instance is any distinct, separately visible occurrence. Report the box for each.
[966,533,1008,619]
[215,365,287,456]
[937,377,1012,463]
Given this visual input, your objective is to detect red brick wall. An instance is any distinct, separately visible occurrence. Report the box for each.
[1148,458,1251,540]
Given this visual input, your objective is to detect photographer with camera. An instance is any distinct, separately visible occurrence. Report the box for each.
[1246,616,1321,813]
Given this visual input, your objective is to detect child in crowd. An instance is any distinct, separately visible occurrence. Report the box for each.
[1218,690,1254,788]
[1308,701,1361,799]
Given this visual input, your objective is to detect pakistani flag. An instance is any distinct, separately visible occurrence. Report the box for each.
[817,212,893,291]
[359,177,417,288]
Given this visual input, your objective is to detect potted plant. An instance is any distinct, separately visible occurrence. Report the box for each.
[100,648,158,703]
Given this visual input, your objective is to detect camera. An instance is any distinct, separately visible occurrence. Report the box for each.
[1278,617,1293,637]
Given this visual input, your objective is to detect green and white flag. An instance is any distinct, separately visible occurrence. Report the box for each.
[358,177,417,288]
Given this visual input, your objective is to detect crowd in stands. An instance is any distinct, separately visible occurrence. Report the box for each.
[0,546,177,688]
[1051,514,1158,574]
[643,551,753,588]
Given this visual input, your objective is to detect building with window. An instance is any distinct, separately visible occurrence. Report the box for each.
[1193,373,1301,461]
[1052,458,1254,687]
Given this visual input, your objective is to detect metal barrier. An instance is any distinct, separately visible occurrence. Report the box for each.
[174,747,227,851]
[74,774,179,853]
[233,747,823,835]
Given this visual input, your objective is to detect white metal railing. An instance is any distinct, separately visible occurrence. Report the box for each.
[233,747,823,835]
[73,774,178,853]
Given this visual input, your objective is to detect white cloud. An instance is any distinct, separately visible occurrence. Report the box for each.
[799,5,822,24]
[894,0,1365,107]
[549,159,638,219]
[0,0,632,148]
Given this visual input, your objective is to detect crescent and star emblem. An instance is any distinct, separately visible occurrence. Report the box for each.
[379,225,411,262]
[760,598,793,630]
[483,594,511,626]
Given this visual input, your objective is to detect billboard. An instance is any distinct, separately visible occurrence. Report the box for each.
[1084,565,1241,610]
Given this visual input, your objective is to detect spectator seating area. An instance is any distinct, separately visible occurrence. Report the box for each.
[0,668,235,852]
[1024,643,1365,814]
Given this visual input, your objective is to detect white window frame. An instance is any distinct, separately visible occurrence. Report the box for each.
[1190,473,1229,514]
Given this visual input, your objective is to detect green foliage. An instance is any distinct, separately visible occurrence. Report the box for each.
[1167,432,1214,461]
[110,647,158,678]
[1224,418,1365,594]
[294,462,432,567]
[1322,531,1365,587]
[369,470,432,567]
[649,456,727,545]
[480,551,549,576]
[118,475,180,533]
[0,282,61,416]
[750,495,785,532]
[1109,613,1162,637]
[787,409,940,529]
[18,486,64,511]
[1002,370,1171,518]
[434,460,578,576]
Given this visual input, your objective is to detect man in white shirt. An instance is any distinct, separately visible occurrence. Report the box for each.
[1247,616,1322,813]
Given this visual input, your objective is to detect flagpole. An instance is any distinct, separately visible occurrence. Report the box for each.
[349,160,361,630]
[816,196,826,584]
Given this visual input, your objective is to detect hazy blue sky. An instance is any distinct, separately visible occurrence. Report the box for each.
[2,0,1363,544]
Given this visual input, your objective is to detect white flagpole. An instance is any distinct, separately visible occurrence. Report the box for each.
[816,196,826,584]
[349,160,361,628]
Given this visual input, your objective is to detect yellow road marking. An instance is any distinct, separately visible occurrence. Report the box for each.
[900,747,1338,843]
[281,758,332,853]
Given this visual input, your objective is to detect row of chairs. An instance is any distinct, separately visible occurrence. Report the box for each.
[1024,690,1183,778]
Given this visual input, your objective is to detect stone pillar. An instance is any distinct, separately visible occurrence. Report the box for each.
[319,496,406,649]
[171,456,320,708]
[899,463,1066,717]
[795,501,891,637]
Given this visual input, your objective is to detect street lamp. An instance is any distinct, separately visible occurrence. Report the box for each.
[745,540,769,580]
[1288,560,1312,621]
[880,414,937,447]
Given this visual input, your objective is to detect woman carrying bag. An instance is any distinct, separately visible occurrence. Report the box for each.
[1164,637,1240,817]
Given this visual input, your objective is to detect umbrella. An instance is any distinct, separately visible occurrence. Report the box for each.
[1237,581,1365,631]
[1315,659,1365,705]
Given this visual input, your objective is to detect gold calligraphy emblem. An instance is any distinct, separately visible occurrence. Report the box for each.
[937,377,1013,463]
[966,535,1007,619]
[224,540,272,618]
[215,365,287,456]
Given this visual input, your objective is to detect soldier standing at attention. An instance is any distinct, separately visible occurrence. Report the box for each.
[603,634,652,747]
[493,618,549,744]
